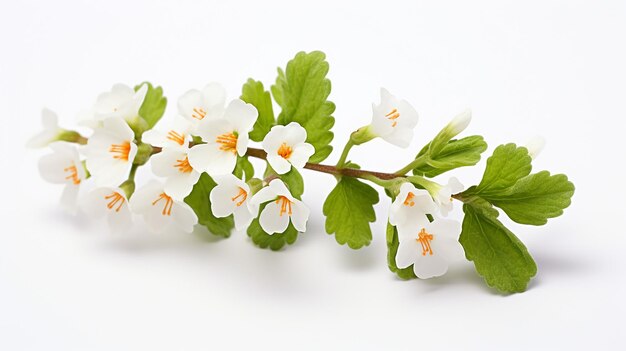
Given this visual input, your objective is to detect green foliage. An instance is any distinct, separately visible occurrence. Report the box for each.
[135,82,167,129]
[184,173,234,237]
[386,223,417,280]
[413,136,488,177]
[272,51,335,163]
[280,168,304,199]
[323,177,379,249]
[460,204,537,293]
[247,203,299,251]
[475,143,532,194]
[233,156,255,181]
[241,79,275,142]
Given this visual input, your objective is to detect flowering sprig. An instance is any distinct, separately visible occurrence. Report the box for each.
[29,51,575,294]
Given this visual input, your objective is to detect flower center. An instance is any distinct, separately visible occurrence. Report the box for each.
[277,143,293,159]
[109,141,131,161]
[417,228,434,256]
[166,130,186,146]
[192,107,206,120]
[64,163,81,185]
[174,156,193,173]
[403,192,415,207]
[216,132,238,153]
[275,196,293,216]
[152,192,173,216]
[104,192,125,212]
[386,108,400,127]
[231,187,248,207]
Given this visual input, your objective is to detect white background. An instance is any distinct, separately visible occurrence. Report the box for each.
[1,0,625,350]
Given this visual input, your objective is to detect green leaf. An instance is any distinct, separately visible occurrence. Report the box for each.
[241,79,275,142]
[135,82,167,129]
[386,222,417,280]
[233,156,255,181]
[475,143,532,194]
[279,167,304,199]
[483,171,575,226]
[247,203,299,251]
[460,204,537,293]
[272,51,335,163]
[184,173,234,237]
[323,177,379,249]
[413,136,488,177]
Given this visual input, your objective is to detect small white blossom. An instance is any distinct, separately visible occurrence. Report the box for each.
[142,117,193,148]
[210,174,258,231]
[82,187,132,232]
[83,117,138,187]
[389,182,437,232]
[250,179,309,234]
[38,142,86,212]
[130,180,198,233]
[188,99,257,176]
[150,145,201,200]
[369,88,419,148]
[27,108,63,148]
[431,177,464,217]
[396,217,463,279]
[79,84,147,128]
[262,122,315,175]
[525,136,546,160]
[178,82,226,128]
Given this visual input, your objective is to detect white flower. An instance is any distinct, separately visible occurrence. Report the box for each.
[94,83,147,122]
[150,145,201,200]
[262,122,315,175]
[83,117,138,187]
[445,109,472,136]
[38,142,86,212]
[178,82,226,128]
[525,136,546,160]
[250,179,309,234]
[430,177,464,217]
[130,180,198,233]
[209,174,258,231]
[27,108,63,148]
[187,99,257,176]
[389,182,437,232]
[82,187,133,232]
[370,88,419,148]
[142,117,193,148]
[395,218,463,279]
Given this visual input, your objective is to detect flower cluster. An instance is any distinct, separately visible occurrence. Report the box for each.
[28,51,574,293]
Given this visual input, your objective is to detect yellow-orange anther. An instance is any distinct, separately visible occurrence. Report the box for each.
[109,142,131,161]
[404,192,415,207]
[166,130,186,146]
[174,156,193,173]
[64,164,81,185]
[417,228,434,256]
[152,192,173,216]
[277,143,293,159]
[192,107,206,120]
[231,187,248,207]
[386,108,400,127]
[104,192,125,212]
[275,196,293,216]
[216,133,238,153]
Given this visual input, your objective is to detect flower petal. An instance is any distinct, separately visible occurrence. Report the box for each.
[413,254,449,279]
[290,200,310,232]
[266,154,291,175]
[289,143,315,169]
[259,201,290,234]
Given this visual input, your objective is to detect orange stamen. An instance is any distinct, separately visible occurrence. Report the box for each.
[174,156,193,173]
[277,143,293,159]
[216,132,238,153]
[417,228,434,256]
[404,192,415,207]
[64,164,81,185]
[166,130,186,146]
[109,141,131,161]
[275,196,293,216]
[152,192,173,216]
[192,107,206,120]
[231,187,248,207]
[386,108,400,127]
[104,192,125,212]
